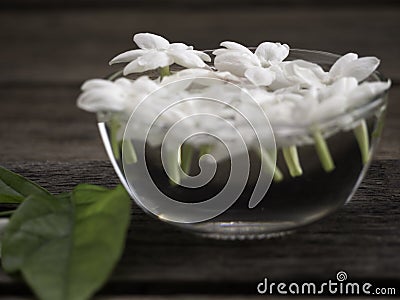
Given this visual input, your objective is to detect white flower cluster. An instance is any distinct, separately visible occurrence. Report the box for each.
[109,33,211,74]
[77,33,390,149]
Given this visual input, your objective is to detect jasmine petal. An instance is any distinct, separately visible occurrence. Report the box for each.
[268,60,326,89]
[109,49,147,65]
[219,41,255,55]
[244,67,276,86]
[192,50,212,62]
[78,93,117,112]
[168,42,193,51]
[214,52,260,76]
[291,61,326,86]
[328,53,358,78]
[329,53,380,82]
[122,60,148,75]
[255,42,289,66]
[77,87,127,112]
[348,80,391,107]
[341,57,380,82]
[133,32,170,49]
[168,50,207,68]
[81,79,116,89]
[136,51,173,72]
[163,68,239,83]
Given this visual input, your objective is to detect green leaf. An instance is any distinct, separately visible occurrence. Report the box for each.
[0,210,16,217]
[0,166,52,203]
[1,184,131,300]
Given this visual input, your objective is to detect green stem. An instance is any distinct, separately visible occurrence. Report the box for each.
[372,109,385,139]
[108,69,124,81]
[166,148,181,186]
[180,143,194,175]
[199,144,212,157]
[122,139,138,164]
[159,66,171,79]
[0,210,15,217]
[312,129,335,172]
[354,120,370,165]
[257,147,284,183]
[110,117,121,160]
[282,146,303,177]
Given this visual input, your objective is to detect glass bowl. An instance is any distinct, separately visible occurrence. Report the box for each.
[97,49,388,239]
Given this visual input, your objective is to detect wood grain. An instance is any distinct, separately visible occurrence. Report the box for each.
[0,8,399,85]
[0,160,399,297]
[1,0,399,10]
[0,86,105,161]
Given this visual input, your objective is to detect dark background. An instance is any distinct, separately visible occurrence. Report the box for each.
[0,1,400,299]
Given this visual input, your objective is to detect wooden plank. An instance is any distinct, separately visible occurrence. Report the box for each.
[1,0,399,9]
[0,160,399,296]
[0,86,105,161]
[0,8,399,84]
[379,86,400,159]
[0,86,398,161]
[95,298,396,300]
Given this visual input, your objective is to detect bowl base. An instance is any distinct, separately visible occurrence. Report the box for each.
[180,221,296,240]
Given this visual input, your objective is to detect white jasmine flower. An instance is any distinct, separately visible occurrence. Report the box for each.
[268,60,327,90]
[135,83,244,148]
[77,78,132,113]
[328,53,380,82]
[292,77,390,126]
[254,42,290,66]
[213,42,260,76]
[109,33,211,75]
[77,76,159,113]
[240,87,276,106]
[264,101,301,132]
[213,41,289,86]
[161,68,241,85]
[245,67,276,87]
[347,79,391,108]
[78,34,392,157]
[295,78,358,124]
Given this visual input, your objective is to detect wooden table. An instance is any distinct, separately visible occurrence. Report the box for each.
[1,2,399,299]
